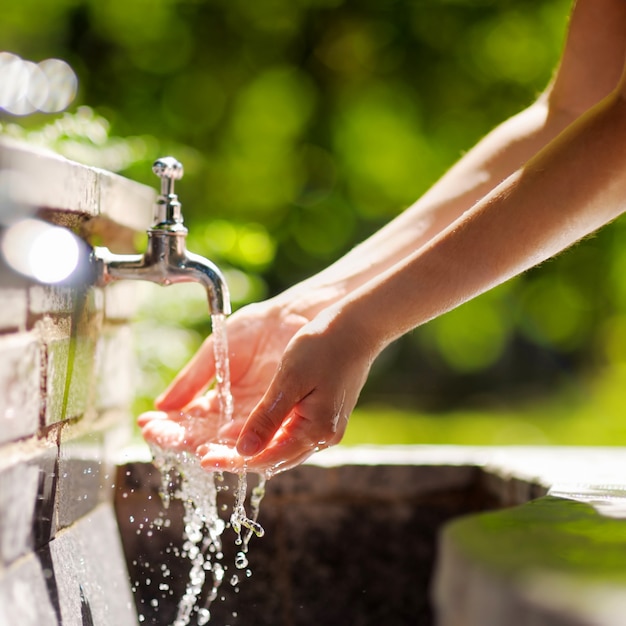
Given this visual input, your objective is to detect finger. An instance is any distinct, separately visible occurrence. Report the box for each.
[198,443,245,473]
[199,430,321,476]
[137,410,167,428]
[156,336,217,410]
[141,417,189,451]
[236,380,302,457]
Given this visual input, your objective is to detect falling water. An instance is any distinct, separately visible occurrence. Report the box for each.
[149,313,267,625]
[211,314,234,427]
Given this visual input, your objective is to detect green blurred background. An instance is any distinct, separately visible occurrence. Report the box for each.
[4,0,626,446]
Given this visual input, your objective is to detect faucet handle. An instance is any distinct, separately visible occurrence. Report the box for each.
[152,156,184,196]
[151,156,185,229]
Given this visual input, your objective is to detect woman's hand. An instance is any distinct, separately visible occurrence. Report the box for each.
[138,300,311,457]
[198,307,378,476]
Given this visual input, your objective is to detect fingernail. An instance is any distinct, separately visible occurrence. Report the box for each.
[238,433,262,457]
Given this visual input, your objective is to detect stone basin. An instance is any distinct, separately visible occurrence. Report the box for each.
[114,445,626,626]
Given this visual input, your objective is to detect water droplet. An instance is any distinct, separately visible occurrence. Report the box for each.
[234,552,248,570]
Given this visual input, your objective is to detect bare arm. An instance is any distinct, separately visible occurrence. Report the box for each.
[275,0,626,318]
[232,72,626,470]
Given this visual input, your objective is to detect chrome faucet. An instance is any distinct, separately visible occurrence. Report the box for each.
[92,157,231,315]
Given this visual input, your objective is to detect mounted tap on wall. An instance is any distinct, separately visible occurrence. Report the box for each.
[92,157,231,316]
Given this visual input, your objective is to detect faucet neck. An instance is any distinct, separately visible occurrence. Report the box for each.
[152,193,187,232]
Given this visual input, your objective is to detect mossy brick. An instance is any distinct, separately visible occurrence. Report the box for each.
[39,314,99,425]
[0,332,41,445]
[64,333,98,421]
[0,552,59,626]
[41,320,72,426]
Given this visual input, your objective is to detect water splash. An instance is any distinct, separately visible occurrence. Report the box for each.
[146,312,267,625]
[231,472,266,551]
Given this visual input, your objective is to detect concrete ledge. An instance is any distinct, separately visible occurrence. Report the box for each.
[0,138,153,233]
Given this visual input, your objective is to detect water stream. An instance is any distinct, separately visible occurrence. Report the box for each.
[149,313,266,625]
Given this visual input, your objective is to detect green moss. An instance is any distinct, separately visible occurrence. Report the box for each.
[447,496,626,583]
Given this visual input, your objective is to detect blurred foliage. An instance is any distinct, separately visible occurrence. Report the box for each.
[7,0,626,421]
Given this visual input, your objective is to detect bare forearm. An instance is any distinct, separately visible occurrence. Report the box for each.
[278,98,578,317]
[338,92,626,355]
[276,0,626,320]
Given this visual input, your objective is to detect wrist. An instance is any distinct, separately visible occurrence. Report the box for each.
[270,280,350,320]
[313,297,389,365]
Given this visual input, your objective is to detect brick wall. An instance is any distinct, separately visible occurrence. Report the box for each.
[0,139,152,626]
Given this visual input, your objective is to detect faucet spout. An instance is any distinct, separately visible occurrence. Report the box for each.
[92,157,231,316]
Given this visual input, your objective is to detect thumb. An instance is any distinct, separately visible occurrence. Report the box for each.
[236,378,300,457]
[156,335,217,410]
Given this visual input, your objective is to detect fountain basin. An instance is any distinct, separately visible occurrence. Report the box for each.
[115,445,626,626]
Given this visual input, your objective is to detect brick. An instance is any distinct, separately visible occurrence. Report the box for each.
[29,284,103,320]
[64,333,97,421]
[0,461,39,565]
[32,445,60,550]
[38,313,99,425]
[29,285,76,316]
[0,138,153,229]
[95,324,136,411]
[0,551,59,626]
[0,444,59,566]
[0,332,41,445]
[1,139,99,215]
[50,502,138,626]
[56,458,103,532]
[39,318,71,426]
[0,287,28,330]
[56,431,109,531]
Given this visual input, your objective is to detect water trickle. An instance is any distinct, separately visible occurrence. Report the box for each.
[211,313,233,427]
[146,312,268,625]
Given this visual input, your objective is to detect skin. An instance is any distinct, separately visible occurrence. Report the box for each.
[139,0,626,476]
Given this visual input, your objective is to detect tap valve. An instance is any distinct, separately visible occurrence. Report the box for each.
[92,155,231,316]
[152,156,185,230]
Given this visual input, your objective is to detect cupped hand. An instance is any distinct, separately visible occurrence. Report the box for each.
[138,300,311,457]
[199,307,377,476]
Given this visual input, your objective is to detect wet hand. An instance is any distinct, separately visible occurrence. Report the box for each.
[198,308,376,476]
[138,300,311,456]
